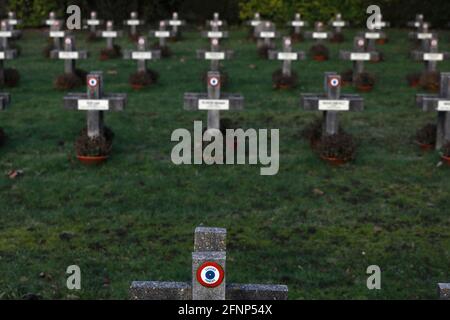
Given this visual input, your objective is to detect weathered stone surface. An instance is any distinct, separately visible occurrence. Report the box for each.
[195,227,226,252]
[130,281,191,300]
[192,251,226,300]
[438,283,450,300]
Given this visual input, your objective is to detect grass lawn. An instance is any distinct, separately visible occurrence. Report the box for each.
[0,26,449,300]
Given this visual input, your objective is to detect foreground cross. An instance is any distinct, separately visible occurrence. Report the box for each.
[184,71,243,132]
[50,36,88,75]
[287,13,307,40]
[300,73,364,136]
[416,73,450,150]
[411,38,449,74]
[123,36,161,73]
[130,226,288,300]
[63,72,127,139]
[269,37,305,77]
[124,12,144,39]
[340,36,379,83]
[197,38,233,72]
[438,283,450,300]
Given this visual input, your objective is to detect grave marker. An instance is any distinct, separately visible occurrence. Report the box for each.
[416,73,450,149]
[411,38,449,74]
[184,71,243,133]
[150,21,174,49]
[300,72,364,135]
[197,38,233,72]
[124,12,144,39]
[48,19,66,53]
[256,21,279,51]
[304,21,332,42]
[247,12,262,29]
[287,13,307,39]
[63,72,127,139]
[101,20,122,50]
[0,35,17,86]
[408,22,436,46]
[167,12,185,38]
[50,36,88,75]
[407,14,428,29]
[206,12,226,30]
[340,36,379,83]
[85,11,102,34]
[130,226,288,300]
[438,283,450,300]
[0,21,20,52]
[5,12,21,38]
[123,36,161,73]
[329,13,347,39]
[269,37,305,77]
[202,13,229,41]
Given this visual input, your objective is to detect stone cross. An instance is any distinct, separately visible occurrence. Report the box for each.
[438,283,450,300]
[207,12,226,31]
[304,22,331,44]
[167,12,185,36]
[0,37,17,86]
[256,21,278,50]
[101,21,122,50]
[124,12,144,38]
[50,36,88,74]
[5,12,21,38]
[340,36,379,82]
[416,73,450,150]
[330,13,347,36]
[48,19,66,52]
[407,14,428,29]
[45,11,61,28]
[247,12,262,30]
[85,11,102,34]
[63,72,127,139]
[184,71,244,132]
[130,226,288,300]
[287,13,307,37]
[123,36,161,73]
[268,37,305,77]
[150,21,174,48]
[202,14,229,41]
[361,28,386,53]
[0,21,20,51]
[197,38,233,72]
[300,72,364,136]
[411,38,449,74]
[408,22,437,51]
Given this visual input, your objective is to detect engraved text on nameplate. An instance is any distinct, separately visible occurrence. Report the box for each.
[78,100,110,111]
[318,100,350,111]
[198,99,230,110]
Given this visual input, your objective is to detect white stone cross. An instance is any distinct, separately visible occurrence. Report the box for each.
[50,36,88,75]
[123,36,161,73]
[269,37,306,77]
[340,36,379,83]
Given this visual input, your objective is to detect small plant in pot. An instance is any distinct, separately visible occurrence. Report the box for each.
[340,69,353,86]
[54,69,87,90]
[317,132,356,165]
[406,72,421,88]
[441,142,450,166]
[354,72,375,92]
[2,68,20,87]
[310,44,329,61]
[415,123,436,151]
[129,70,159,90]
[100,44,122,60]
[75,127,114,165]
[419,71,440,92]
[272,69,298,89]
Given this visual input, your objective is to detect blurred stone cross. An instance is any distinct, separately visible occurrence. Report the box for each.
[0,21,20,52]
[256,21,279,51]
[407,14,428,29]
[0,34,17,86]
[130,226,288,300]
[416,73,450,150]
[247,12,262,31]
[287,13,307,39]
[50,36,88,75]
[45,11,62,28]
[197,38,233,72]
[85,11,102,34]
[408,23,437,52]
[269,37,305,77]
[150,21,174,48]
[438,283,450,300]
[5,12,21,38]
[300,72,364,136]
[184,71,243,134]
[340,36,379,84]
[123,36,161,73]
[167,12,185,37]
[329,13,347,38]
[124,12,144,39]
[411,38,449,75]
[48,19,66,53]
[0,91,10,111]
[101,21,122,50]
[202,13,228,42]
[63,72,127,139]
[304,22,331,44]
[207,12,226,31]
[361,27,386,53]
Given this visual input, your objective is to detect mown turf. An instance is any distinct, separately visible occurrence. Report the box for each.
[0,26,449,300]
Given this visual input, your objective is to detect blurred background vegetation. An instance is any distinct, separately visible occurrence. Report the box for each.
[1,0,450,28]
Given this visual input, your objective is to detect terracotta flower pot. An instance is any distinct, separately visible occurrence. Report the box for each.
[376,39,386,45]
[77,155,109,165]
[441,155,450,166]
[313,55,327,61]
[416,141,434,151]
[357,85,374,92]
[409,79,420,88]
[320,155,348,166]
[276,84,291,90]
[131,84,144,91]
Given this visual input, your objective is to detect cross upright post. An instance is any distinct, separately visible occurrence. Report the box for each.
[411,38,450,74]
[101,21,122,50]
[300,73,364,136]
[63,72,127,139]
[50,36,88,75]
[416,73,450,149]
[167,12,185,37]
[340,36,379,83]
[123,36,161,73]
[197,38,233,72]
[269,37,305,77]
[0,35,17,86]
[130,226,288,300]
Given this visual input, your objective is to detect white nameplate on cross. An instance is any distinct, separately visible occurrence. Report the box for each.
[208,31,223,38]
[291,21,305,27]
[251,21,261,26]
[205,52,225,60]
[87,19,100,26]
[332,21,345,27]
[132,51,152,60]
[277,52,298,60]
[199,99,229,110]
[365,32,380,39]
[169,20,182,26]
[8,19,18,25]
[319,100,350,111]
[78,100,110,110]
[210,21,223,27]
[46,19,56,26]
[260,31,275,38]
[50,31,65,38]
[313,32,328,39]
[58,51,79,59]
[126,20,140,26]
[417,33,432,39]
[424,53,443,61]
[102,31,117,38]
[0,52,5,59]
[155,31,171,38]
[0,31,12,37]
[437,101,450,111]
[350,53,371,61]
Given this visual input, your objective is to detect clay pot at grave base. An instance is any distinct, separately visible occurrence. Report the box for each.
[357,85,374,92]
[320,155,348,166]
[77,155,109,165]
[441,155,450,166]
[416,141,435,152]
[276,83,291,90]
[376,39,386,45]
[409,79,420,88]
[131,84,144,91]
[313,55,327,61]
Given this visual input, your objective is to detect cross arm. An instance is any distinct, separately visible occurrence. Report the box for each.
[0,93,11,110]
[300,94,364,111]
[184,93,244,111]
[416,94,439,112]
[149,30,176,38]
[64,93,127,111]
[287,21,308,27]
[50,50,88,59]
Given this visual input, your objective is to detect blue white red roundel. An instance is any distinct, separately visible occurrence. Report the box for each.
[209,76,220,87]
[196,262,225,288]
[88,77,98,88]
[329,77,340,88]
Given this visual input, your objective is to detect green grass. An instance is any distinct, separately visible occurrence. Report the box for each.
[0,26,449,300]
